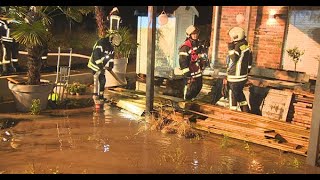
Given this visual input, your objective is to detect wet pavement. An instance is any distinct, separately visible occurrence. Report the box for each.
[1,105,320,174]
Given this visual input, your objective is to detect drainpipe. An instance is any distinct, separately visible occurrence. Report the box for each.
[211,6,220,68]
[245,6,251,38]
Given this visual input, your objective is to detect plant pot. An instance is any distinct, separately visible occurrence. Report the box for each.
[8,80,54,112]
[105,58,128,87]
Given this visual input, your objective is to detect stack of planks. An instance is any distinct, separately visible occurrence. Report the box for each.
[106,87,310,156]
[184,102,310,156]
[291,92,314,129]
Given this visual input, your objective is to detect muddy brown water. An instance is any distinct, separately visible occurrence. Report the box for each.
[1,105,320,174]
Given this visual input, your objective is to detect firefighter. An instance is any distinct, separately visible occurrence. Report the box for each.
[88,7,121,104]
[178,25,208,101]
[0,14,21,75]
[88,37,115,102]
[226,26,252,112]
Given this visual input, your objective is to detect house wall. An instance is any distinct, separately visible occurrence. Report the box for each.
[210,6,288,70]
[282,6,320,77]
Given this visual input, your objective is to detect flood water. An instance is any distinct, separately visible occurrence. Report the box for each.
[1,105,320,174]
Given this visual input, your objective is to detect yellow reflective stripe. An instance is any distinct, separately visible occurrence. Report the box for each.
[228,50,240,56]
[183,85,188,100]
[239,101,248,106]
[88,61,100,71]
[96,57,105,64]
[179,52,189,56]
[236,57,242,76]
[240,44,249,51]
[227,77,247,82]
[192,73,202,78]
[228,50,235,55]
[229,89,233,108]
[95,45,103,52]
[182,68,190,74]
[227,74,248,79]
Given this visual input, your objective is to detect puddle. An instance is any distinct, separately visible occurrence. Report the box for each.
[0,105,320,174]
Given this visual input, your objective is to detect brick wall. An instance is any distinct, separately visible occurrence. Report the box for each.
[210,6,288,69]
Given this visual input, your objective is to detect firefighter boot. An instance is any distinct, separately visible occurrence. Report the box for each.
[1,64,9,76]
[8,63,17,73]
[240,105,250,113]
[12,62,23,72]
[99,91,108,102]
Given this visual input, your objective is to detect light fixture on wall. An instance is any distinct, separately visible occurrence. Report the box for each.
[108,7,121,31]
[158,6,168,26]
[267,9,278,26]
[236,13,245,24]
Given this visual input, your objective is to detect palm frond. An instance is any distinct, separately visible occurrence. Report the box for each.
[11,21,48,47]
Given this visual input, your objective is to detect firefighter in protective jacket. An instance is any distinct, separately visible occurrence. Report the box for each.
[0,11,21,75]
[88,7,121,102]
[178,25,207,101]
[226,26,252,112]
[88,37,115,101]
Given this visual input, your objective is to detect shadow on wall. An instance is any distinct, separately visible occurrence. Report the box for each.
[249,85,270,116]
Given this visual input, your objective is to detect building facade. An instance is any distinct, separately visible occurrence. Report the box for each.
[209,6,320,78]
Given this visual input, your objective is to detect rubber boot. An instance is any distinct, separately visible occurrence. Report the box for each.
[12,62,23,72]
[240,105,250,113]
[1,64,9,76]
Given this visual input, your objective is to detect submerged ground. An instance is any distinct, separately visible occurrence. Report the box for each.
[1,104,320,174]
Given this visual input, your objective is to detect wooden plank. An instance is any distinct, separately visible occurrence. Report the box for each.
[249,67,309,83]
[116,100,145,116]
[195,124,307,156]
[294,102,313,108]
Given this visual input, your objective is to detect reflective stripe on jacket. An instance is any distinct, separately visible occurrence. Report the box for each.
[227,39,252,82]
[88,37,115,72]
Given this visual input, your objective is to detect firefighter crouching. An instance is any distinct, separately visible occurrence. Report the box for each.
[88,37,115,104]
[179,25,208,101]
[226,26,252,112]
[88,7,122,108]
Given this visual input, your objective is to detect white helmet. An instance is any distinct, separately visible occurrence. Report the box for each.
[186,25,199,37]
[228,27,245,42]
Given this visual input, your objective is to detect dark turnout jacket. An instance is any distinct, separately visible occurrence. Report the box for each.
[227,39,252,82]
[87,37,114,72]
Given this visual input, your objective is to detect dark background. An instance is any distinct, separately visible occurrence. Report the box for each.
[68,6,213,32]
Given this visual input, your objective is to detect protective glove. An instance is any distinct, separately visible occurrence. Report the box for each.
[183,71,191,78]
[228,42,235,50]
[105,59,114,71]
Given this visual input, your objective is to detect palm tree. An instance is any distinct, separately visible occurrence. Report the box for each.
[94,6,107,38]
[8,6,92,85]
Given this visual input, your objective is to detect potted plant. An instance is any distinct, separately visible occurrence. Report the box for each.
[286,46,305,72]
[104,26,139,87]
[6,6,91,112]
[68,82,87,96]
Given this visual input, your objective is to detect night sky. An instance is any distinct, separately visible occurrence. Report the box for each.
[109,6,213,28]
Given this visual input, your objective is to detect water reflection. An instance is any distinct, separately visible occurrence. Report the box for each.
[218,155,235,174]
[103,105,112,124]
[248,158,264,174]
[191,151,199,173]
[0,106,319,174]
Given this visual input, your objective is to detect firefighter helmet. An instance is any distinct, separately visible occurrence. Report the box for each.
[228,27,245,42]
[186,25,200,37]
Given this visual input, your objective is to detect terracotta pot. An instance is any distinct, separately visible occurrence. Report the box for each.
[8,80,54,112]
